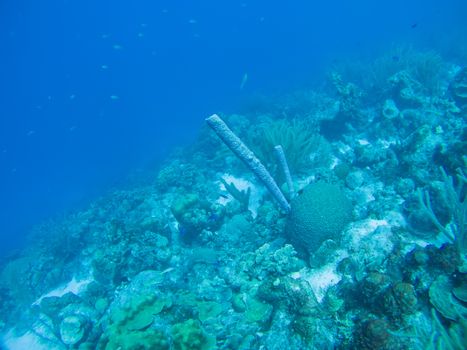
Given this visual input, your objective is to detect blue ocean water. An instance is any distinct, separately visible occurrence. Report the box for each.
[0,1,466,348]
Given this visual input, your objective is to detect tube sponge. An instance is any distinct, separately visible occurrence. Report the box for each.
[206,114,291,213]
[274,145,295,199]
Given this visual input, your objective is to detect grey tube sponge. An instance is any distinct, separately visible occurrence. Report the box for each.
[274,145,295,199]
[206,114,291,213]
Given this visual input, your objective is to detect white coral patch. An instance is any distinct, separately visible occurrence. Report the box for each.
[2,329,58,350]
[385,211,406,228]
[359,185,376,203]
[347,219,389,248]
[357,139,370,146]
[32,276,93,306]
[377,139,397,149]
[303,265,342,303]
[330,156,340,170]
[343,217,395,268]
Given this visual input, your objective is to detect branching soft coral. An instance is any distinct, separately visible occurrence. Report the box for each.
[252,118,323,174]
[417,166,466,261]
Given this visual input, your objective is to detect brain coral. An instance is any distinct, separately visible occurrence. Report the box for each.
[286,182,352,252]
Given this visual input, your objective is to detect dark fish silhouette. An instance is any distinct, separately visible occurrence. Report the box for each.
[411,23,418,29]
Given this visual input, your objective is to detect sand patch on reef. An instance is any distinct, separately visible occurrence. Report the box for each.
[2,329,56,350]
[32,275,93,306]
[2,275,94,350]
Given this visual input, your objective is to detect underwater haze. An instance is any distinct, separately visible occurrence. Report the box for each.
[1,0,464,255]
[0,0,466,349]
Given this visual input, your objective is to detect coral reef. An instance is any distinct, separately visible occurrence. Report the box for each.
[0,47,465,350]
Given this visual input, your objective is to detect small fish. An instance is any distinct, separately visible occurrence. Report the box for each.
[411,23,418,29]
[240,73,248,90]
[110,95,119,100]
[101,64,109,70]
